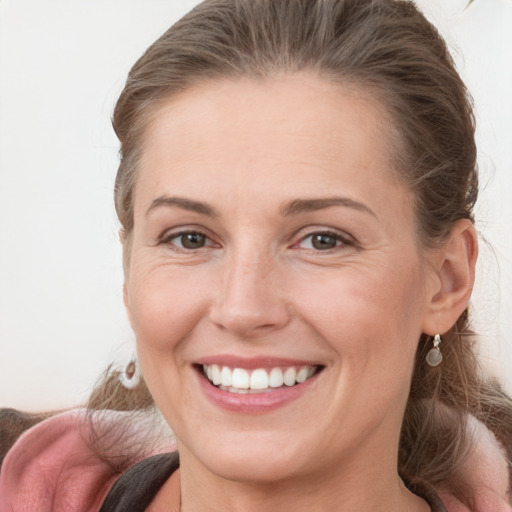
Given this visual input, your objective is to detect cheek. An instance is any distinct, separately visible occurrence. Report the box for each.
[126,263,212,354]
[126,265,213,421]
[292,256,426,370]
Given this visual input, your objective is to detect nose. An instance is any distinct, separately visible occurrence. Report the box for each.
[209,248,291,338]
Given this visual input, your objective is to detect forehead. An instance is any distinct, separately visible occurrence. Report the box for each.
[136,74,406,214]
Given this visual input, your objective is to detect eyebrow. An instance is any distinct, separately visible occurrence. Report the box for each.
[146,196,218,217]
[146,195,375,218]
[281,197,376,217]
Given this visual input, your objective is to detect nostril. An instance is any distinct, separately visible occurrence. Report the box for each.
[209,296,291,337]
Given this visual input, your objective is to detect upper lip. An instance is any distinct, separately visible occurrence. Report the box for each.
[195,355,323,369]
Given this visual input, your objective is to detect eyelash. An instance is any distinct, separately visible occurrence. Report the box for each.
[158,228,355,253]
[295,229,355,252]
[159,229,215,252]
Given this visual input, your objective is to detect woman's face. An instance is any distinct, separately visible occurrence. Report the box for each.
[124,75,440,483]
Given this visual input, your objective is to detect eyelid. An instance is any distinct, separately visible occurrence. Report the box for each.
[157,226,219,249]
[155,225,357,251]
[292,227,358,250]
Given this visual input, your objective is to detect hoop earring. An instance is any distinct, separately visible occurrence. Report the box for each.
[118,356,141,389]
[426,334,443,367]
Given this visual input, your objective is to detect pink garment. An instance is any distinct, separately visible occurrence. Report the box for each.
[0,409,175,512]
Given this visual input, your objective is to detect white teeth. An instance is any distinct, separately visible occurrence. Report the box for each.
[202,364,319,391]
[220,366,232,387]
[296,367,309,383]
[232,368,250,389]
[283,367,296,386]
[211,364,221,385]
[250,369,269,390]
[269,367,284,388]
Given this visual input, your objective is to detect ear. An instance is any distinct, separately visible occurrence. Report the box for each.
[421,219,478,335]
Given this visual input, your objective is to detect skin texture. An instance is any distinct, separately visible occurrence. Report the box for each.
[123,74,478,511]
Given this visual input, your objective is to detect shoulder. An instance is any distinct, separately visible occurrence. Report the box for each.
[99,453,179,512]
[0,409,120,512]
[438,414,512,512]
[0,407,176,512]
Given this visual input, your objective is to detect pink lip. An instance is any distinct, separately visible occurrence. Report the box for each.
[195,355,321,369]
[195,366,321,414]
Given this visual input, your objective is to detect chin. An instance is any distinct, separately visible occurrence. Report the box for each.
[208,454,303,484]
[182,431,311,484]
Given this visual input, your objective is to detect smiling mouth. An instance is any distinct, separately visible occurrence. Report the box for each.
[199,364,322,394]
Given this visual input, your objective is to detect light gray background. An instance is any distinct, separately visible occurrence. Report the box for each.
[1,0,511,410]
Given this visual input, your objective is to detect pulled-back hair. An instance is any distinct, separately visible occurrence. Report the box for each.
[92,0,510,498]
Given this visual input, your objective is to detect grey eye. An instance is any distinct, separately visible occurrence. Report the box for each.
[308,233,340,250]
[179,232,207,249]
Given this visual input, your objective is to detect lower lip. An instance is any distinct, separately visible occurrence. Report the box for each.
[196,369,320,414]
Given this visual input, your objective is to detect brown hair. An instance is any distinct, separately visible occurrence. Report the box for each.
[97,0,510,498]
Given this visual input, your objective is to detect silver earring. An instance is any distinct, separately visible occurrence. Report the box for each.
[426,334,443,367]
[118,356,141,389]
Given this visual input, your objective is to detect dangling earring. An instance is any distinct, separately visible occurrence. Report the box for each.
[118,356,141,389]
[426,334,443,367]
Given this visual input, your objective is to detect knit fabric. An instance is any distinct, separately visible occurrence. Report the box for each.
[0,409,175,512]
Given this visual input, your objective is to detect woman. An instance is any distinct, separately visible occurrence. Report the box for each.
[1,0,511,510]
